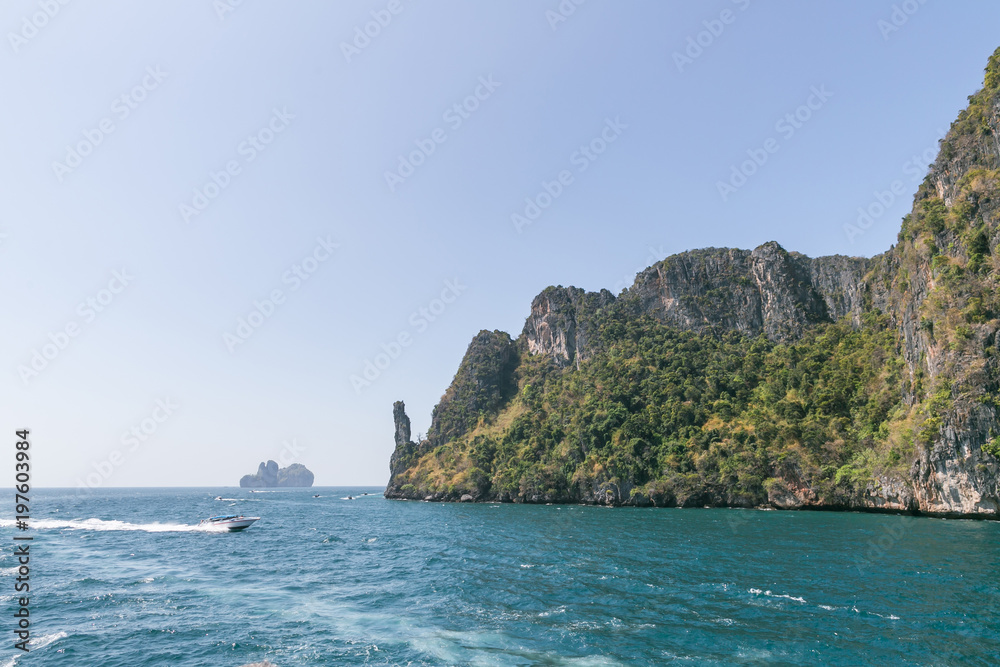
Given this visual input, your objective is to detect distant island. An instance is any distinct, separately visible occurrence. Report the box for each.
[240,460,314,488]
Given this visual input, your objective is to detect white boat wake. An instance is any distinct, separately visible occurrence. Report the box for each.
[0,630,68,666]
[0,518,228,533]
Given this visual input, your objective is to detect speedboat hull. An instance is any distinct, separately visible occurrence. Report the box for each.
[200,515,260,531]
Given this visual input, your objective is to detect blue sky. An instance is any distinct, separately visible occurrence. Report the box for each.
[2,1,999,487]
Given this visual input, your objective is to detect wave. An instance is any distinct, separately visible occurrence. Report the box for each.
[31,632,67,650]
[748,588,806,603]
[855,606,901,620]
[0,518,228,533]
[869,611,902,620]
[749,589,901,621]
[0,631,68,666]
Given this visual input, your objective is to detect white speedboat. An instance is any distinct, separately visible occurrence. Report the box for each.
[199,514,260,531]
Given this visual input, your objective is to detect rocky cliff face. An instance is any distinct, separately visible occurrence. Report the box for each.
[241,460,279,488]
[386,47,1000,518]
[426,330,519,446]
[521,287,615,367]
[387,401,420,493]
[844,50,1000,517]
[277,463,315,487]
[518,244,870,367]
[622,242,869,343]
[240,460,315,488]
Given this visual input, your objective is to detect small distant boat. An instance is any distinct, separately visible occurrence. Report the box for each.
[199,514,260,531]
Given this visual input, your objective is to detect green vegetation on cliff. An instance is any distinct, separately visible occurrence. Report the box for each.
[392,310,919,506]
[387,47,1000,514]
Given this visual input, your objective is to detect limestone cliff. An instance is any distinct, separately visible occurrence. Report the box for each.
[386,47,1000,518]
[426,330,519,446]
[521,287,615,368]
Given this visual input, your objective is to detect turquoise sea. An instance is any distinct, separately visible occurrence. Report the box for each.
[1,488,998,665]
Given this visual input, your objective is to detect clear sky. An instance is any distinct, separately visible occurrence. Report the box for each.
[3,1,999,487]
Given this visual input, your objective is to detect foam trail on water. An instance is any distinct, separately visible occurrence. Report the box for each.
[31,632,68,650]
[0,632,66,667]
[0,518,227,533]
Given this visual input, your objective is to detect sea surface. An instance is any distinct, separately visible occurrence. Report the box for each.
[0,488,998,666]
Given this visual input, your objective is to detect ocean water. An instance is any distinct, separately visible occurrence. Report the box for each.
[1,488,998,666]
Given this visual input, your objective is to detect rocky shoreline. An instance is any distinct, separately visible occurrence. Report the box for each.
[383,488,1000,520]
